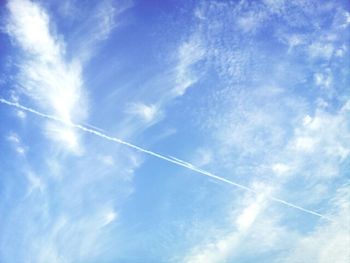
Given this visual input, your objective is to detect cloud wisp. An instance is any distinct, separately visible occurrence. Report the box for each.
[0,97,334,222]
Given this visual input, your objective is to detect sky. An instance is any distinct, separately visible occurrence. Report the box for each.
[0,0,349,262]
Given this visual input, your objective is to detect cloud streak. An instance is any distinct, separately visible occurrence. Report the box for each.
[0,97,334,222]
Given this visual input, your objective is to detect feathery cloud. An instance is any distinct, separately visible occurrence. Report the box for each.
[6,0,87,153]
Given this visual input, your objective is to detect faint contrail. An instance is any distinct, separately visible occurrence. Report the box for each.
[0,97,334,222]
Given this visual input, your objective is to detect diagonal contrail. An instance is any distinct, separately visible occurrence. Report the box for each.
[0,97,334,222]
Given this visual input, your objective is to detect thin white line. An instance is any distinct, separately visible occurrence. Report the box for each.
[0,98,334,222]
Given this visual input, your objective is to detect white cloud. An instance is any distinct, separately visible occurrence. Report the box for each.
[236,11,265,33]
[335,45,347,57]
[293,136,317,152]
[92,1,118,41]
[179,1,349,262]
[126,102,161,123]
[173,37,204,96]
[282,34,305,52]
[271,163,290,175]
[9,91,27,119]
[183,184,272,263]
[308,42,334,60]
[101,209,118,227]
[194,8,206,20]
[336,10,350,29]
[6,132,26,155]
[192,148,213,167]
[26,170,45,195]
[118,35,204,131]
[290,106,350,162]
[16,110,26,119]
[15,146,26,155]
[183,177,348,263]
[7,132,20,144]
[73,0,132,62]
[235,197,264,232]
[302,115,312,126]
[6,0,87,153]
[273,105,350,181]
[98,155,115,166]
[122,39,218,130]
[6,0,61,60]
[5,147,138,262]
[279,186,350,263]
[45,122,82,153]
[314,71,332,89]
[25,204,120,261]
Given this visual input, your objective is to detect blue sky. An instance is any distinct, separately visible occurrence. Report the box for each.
[0,0,349,262]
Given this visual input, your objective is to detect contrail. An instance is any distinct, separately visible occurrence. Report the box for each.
[0,97,334,222]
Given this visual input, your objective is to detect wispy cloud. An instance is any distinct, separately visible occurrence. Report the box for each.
[6,132,26,155]
[25,170,46,195]
[173,36,205,97]
[6,0,87,153]
[71,0,133,62]
[115,34,205,133]
[92,0,119,41]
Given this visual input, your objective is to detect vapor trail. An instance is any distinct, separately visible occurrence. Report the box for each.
[0,97,333,221]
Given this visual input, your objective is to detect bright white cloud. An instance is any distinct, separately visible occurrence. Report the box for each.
[279,186,350,263]
[271,163,290,176]
[45,121,82,153]
[6,0,87,153]
[101,209,118,227]
[6,0,61,60]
